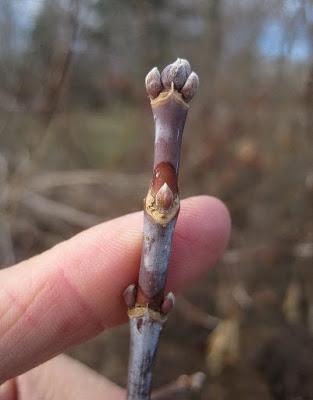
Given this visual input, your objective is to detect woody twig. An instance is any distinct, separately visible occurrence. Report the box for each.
[124,59,199,400]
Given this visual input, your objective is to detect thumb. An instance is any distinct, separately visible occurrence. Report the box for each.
[0,355,125,400]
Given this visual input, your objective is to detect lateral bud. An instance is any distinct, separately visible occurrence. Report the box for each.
[161,58,191,90]
[161,292,175,314]
[181,72,199,102]
[155,183,174,210]
[123,284,137,309]
[145,67,163,99]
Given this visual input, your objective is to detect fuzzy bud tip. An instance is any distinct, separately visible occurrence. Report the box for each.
[161,292,175,314]
[161,58,192,91]
[123,284,137,309]
[181,72,199,102]
[145,67,163,99]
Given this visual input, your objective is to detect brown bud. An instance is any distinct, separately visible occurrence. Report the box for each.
[161,292,175,314]
[181,71,199,102]
[155,183,174,210]
[161,58,191,90]
[145,67,163,99]
[123,284,137,308]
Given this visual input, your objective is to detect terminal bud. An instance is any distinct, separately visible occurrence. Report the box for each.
[161,58,191,90]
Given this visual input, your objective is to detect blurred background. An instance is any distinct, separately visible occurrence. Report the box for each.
[1,0,313,398]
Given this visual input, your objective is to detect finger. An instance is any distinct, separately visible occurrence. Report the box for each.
[0,355,125,400]
[0,196,230,383]
[0,379,16,400]
[19,355,125,400]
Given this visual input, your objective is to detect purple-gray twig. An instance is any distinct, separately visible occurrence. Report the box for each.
[124,59,199,400]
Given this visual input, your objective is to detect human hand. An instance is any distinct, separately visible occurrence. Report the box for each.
[0,196,230,400]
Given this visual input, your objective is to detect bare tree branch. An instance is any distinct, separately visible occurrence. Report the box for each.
[20,192,101,228]
[29,170,149,192]
[0,214,15,267]
[152,372,206,400]
[176,296,220,331]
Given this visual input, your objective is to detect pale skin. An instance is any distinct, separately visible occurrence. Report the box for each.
[0,196,230,400]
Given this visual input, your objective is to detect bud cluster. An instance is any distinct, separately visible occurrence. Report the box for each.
[145,58,199,102]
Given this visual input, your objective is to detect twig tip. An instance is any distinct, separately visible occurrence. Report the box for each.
[146,58,199,102]
[161,58,191,91]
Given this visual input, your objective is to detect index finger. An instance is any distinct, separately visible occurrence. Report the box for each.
[0,196,230,383]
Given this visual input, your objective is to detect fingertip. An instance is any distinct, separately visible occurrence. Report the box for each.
[167,195,231,292]
[192,195,231,253]
[180,195,231,240]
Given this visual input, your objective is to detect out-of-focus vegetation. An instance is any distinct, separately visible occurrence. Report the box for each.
[1,0,313,398]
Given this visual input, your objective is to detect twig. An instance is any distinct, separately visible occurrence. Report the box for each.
[36,0,80,124]
[0,153,8,208]
[0,155,15,266]
[0,214,15,267]
[124,59,199,400]
[151,372,206,400]
[223,243,313,265]
[20,192,101,228]
[176,296,220,331]
[5,0,81,220]
[29,170,148,192]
